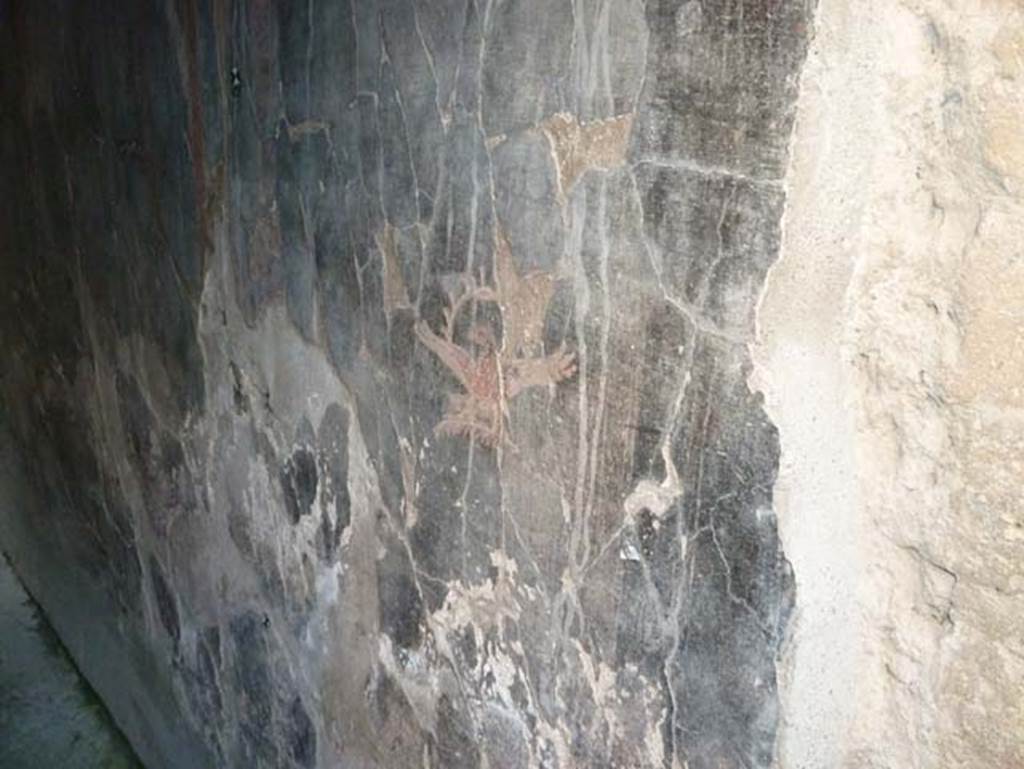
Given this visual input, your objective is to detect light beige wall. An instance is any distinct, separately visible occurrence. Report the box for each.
[756,1,1024,766]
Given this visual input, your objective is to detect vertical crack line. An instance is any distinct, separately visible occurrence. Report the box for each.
[305,0,314,119]
[379,18,426,244]
[410,0,444,124]
[598,0,613,116]
[568,184,590,578]
[578,173,612,573]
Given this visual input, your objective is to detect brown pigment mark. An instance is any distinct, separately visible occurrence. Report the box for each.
[374,224,411,316]
[541,112,635,198]
[476,225,555,358]
[285,119,331,141]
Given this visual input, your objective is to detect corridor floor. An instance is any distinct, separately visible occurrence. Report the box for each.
[0,554,141,768]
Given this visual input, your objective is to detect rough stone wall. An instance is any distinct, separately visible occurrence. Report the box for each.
[0,2,814,769]
[757,1,1024,767]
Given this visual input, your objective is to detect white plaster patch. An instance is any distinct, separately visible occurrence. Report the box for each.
[623,439,684,526]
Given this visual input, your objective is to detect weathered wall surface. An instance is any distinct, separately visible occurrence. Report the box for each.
[0,2,814,769]
[757,0,1024,767]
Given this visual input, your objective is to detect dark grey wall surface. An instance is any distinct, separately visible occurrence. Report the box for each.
[0,1,813,767]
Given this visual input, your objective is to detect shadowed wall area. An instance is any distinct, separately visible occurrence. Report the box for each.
[0,1,814,767]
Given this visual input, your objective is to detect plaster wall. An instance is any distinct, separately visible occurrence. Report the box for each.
[758,2,1024,766]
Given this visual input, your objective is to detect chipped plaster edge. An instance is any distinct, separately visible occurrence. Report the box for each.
[751,1,883,765]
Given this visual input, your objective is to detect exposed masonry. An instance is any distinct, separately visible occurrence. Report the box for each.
[0,1,814,768]
[758,3,1024,766]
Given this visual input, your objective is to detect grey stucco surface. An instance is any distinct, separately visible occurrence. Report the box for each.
[0,1,813,767]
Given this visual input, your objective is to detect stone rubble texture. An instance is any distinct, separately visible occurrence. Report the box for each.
[0,1,1020,769]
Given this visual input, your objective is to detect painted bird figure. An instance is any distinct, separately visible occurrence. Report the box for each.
[415,223,576,447]
[414,319,575,448]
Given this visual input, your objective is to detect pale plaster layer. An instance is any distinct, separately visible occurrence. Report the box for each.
[757,1,1024,767]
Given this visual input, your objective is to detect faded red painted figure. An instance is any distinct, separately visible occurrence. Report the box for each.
[415,224,576,447]
[415,319,576,447]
